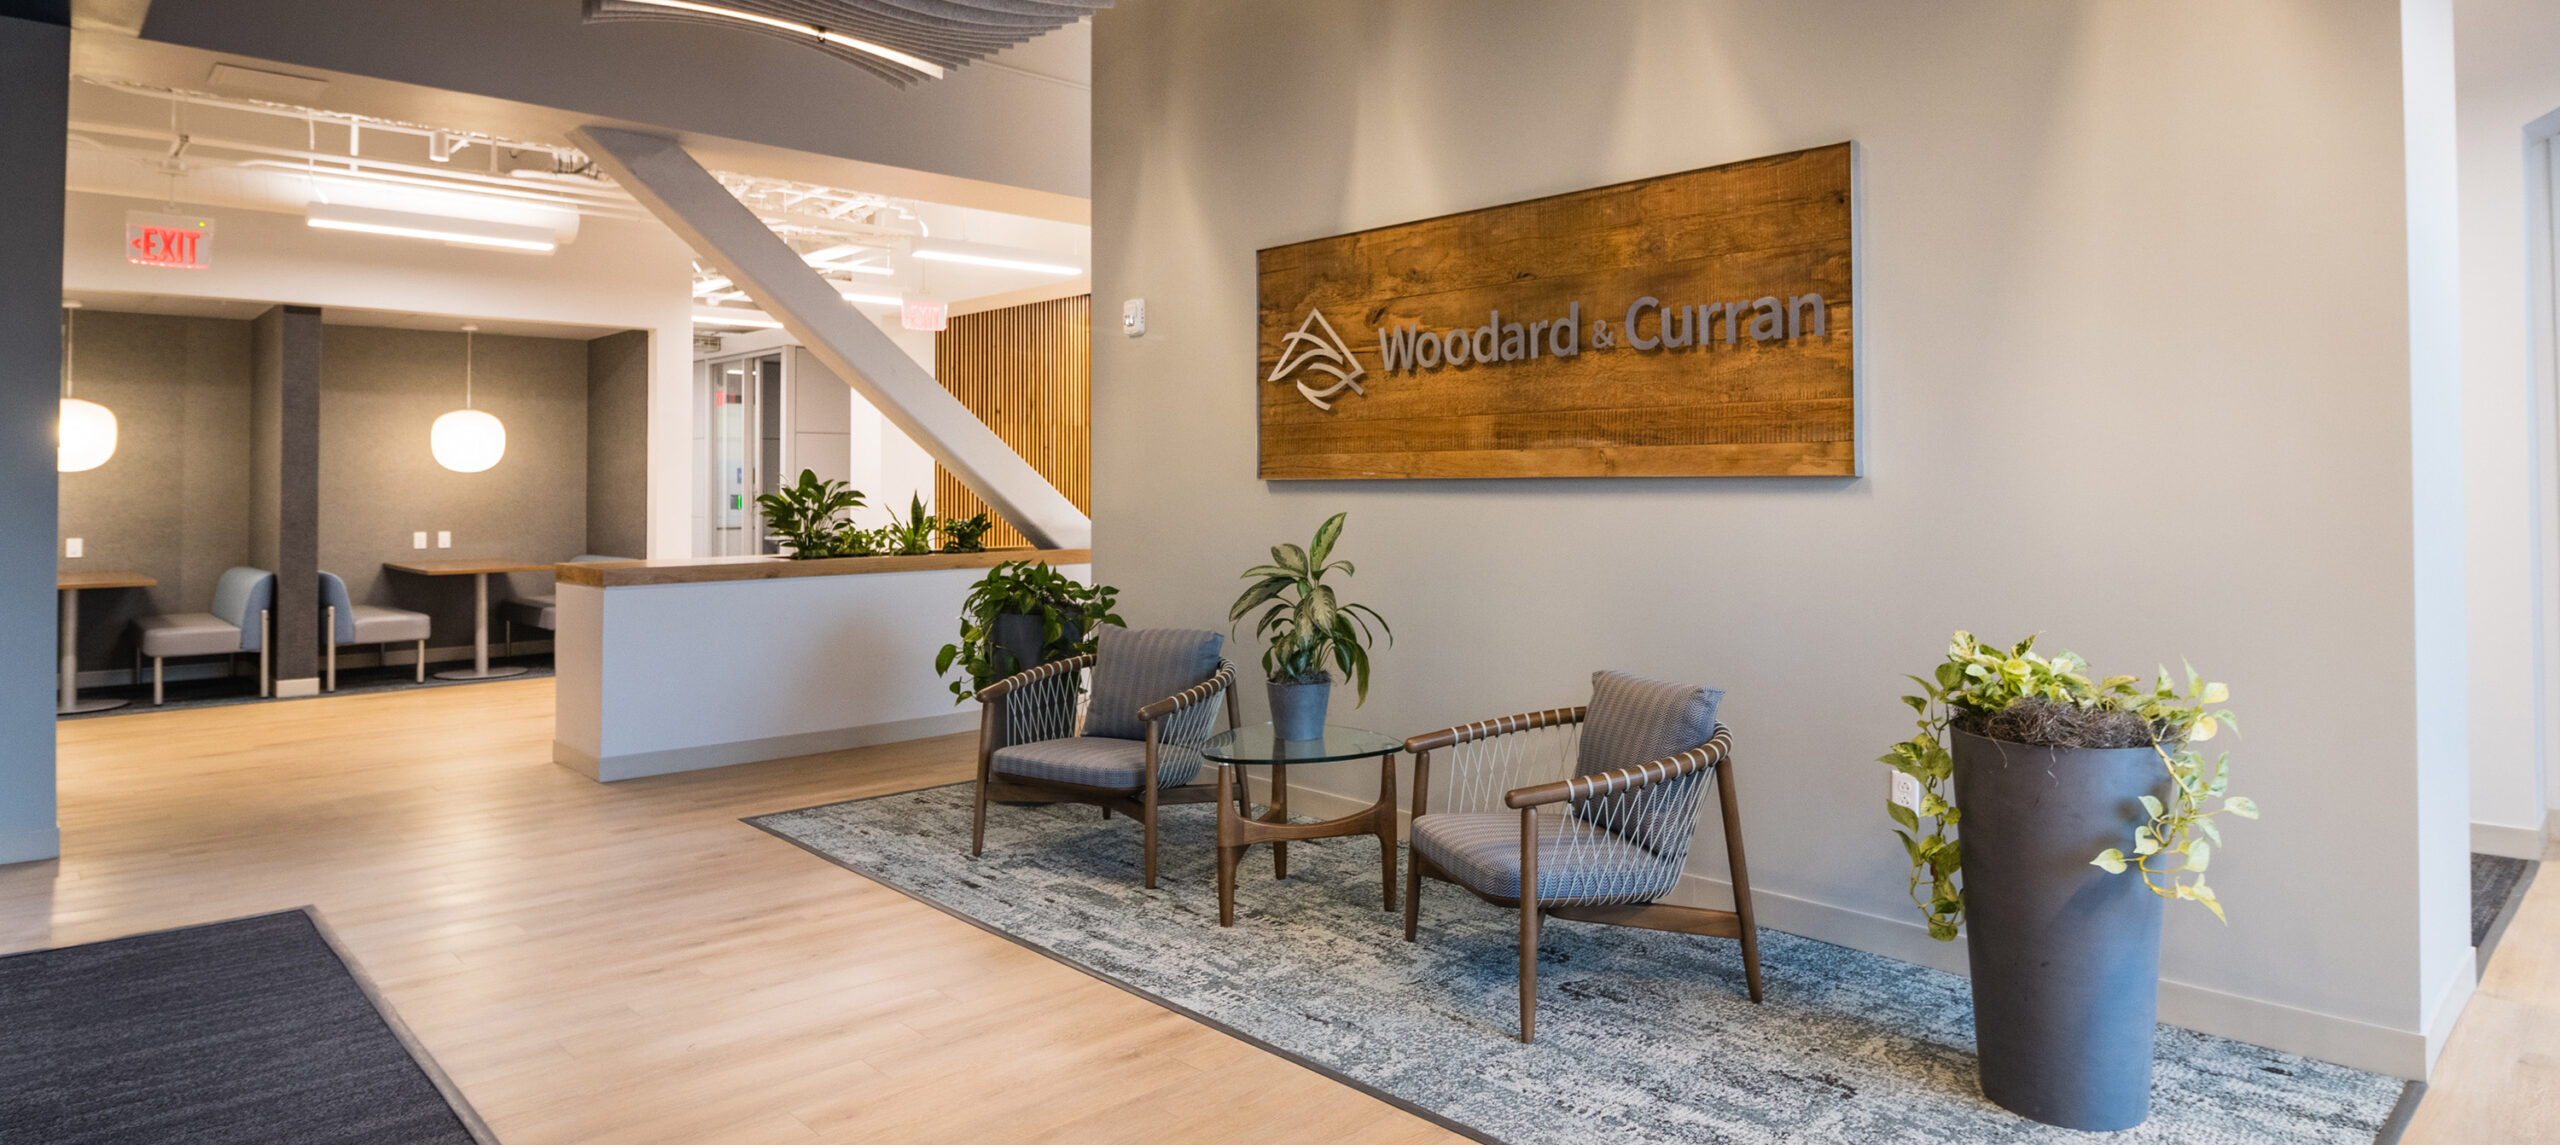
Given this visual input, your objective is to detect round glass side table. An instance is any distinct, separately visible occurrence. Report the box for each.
[1199,723,1404,928]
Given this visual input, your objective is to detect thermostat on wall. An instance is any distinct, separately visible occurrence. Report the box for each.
[1122,298,1146,337]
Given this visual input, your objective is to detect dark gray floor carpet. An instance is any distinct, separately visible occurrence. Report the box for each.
[753,784,2408,1145]
[0,910,491,1144]
[2473,853,2531,948]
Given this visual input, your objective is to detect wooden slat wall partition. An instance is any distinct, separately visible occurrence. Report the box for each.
[933,295,1092,550]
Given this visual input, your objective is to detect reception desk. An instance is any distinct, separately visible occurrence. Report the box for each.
[551,549,1091,782]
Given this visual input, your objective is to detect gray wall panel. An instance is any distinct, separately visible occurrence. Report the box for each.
[56,310,254,668]
[317,326,588,646]
[585,330,649,560]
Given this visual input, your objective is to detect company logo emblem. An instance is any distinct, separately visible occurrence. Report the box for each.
[1269,308,1367,410]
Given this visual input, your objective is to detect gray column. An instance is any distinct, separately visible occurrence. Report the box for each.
[0,4,68,865]
[251,306,323,691]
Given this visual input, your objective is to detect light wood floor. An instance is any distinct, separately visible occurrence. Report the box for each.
[2404,841,2560,1143]
[2,680,1455,1144]
[4,680,2553,1142]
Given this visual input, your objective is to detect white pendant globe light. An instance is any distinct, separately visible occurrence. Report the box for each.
[58,302,117,473]
[430,324,505,473]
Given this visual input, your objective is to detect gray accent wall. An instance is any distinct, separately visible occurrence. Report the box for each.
[0,8,65,864]
[586,330,649,560]
[57,311,254,669]
[317,325,589,645]
[251,306,322,683]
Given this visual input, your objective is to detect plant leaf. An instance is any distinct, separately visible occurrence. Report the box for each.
[1888,801,1919,831]
[1308,512,1346,568]
[2139,795,2164,819]
[2091,848,2127,874]
[2223,795,2259,819]
[1229,576,1292,623]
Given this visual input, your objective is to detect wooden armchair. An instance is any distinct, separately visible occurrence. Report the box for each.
[1402,671,1763,1042]
[970,627,1240,888]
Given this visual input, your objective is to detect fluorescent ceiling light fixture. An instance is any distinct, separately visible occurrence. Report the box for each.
[613,0,944,79]
[834,286,903,306]
[908,240,1080,277]
[307,203,556,252]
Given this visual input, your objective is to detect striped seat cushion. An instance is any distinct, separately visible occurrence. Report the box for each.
[1411,808,1679,905]
[990,735,1205,790]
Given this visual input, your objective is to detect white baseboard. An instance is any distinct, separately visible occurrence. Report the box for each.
[2473,818,2550,860]
[274,677,321,698]
[2422,953,2478,1075]
[556,710,978,782]
[0,825,61,865]
[1269,775,2433,1078]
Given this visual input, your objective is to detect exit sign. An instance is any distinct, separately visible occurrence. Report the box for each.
[126,211,215,270]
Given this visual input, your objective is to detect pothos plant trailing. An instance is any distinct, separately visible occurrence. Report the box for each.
[1883,631,2259,941]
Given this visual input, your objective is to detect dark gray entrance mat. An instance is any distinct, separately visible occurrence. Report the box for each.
[0,909,494,1144]
[751,784,2409,1144]
[2472,852,2537,970]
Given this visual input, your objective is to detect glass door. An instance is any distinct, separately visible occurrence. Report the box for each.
[704,352,788,556]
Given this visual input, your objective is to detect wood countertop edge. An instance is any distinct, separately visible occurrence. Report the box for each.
[557,548,1093,587]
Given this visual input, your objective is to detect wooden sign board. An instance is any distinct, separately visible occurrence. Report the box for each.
[1256,142,1854,479]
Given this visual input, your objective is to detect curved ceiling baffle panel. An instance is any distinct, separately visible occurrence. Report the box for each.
[580,0,1111,87]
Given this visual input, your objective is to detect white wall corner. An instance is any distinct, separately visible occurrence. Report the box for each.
[2473,816,2551,858]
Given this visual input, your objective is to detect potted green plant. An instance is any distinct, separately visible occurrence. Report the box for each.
[753,469,867,559]
[936,561,1124,702]
[1228,512,1390,741]
[1883,632,2258,1132]
[881,494,939,556]
[939,512,995,553]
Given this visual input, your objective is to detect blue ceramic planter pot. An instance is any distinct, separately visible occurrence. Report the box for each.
[1950,728,2170,1132]
[1267,678,1331,741]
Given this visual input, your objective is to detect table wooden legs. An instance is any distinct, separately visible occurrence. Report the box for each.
[1271,764,1289,879]
[1215,763,1239,928]
[1378,752,1399,913]
[1212,754,1399,927]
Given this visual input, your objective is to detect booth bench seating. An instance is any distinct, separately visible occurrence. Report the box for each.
[318,572,432,690]
[133,566,276,705]
[499,554,631,653]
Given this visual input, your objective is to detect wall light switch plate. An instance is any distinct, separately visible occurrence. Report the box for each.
[437,531,452,549]
[1890,772,1923,813]
[413,532,428,549]
[64,538,81,559]
[1122,298,1146,337]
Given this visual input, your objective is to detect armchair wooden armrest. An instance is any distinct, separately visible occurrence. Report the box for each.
[1403,706,1587,754]
[975,652,1095,702]
[1504,725,1733,808]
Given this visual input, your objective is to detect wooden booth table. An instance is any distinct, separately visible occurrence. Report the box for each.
[1200,724,1404,927]
[383,559,550,681]
[58,568,156,714]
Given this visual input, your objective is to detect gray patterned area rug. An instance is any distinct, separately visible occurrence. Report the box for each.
[750,784,2407,1145]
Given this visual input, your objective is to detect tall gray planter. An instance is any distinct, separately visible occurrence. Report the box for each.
[1950,728,2170,1132]
[991,611,1079,680]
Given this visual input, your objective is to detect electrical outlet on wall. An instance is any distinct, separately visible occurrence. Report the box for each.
[1890,771,1923,813]
[1122,298,1146,337]
[64,538,82,559]
[437,531,452,549]
[412,532,428,550]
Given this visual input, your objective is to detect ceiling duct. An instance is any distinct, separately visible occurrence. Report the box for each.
[581,0,1107,87]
